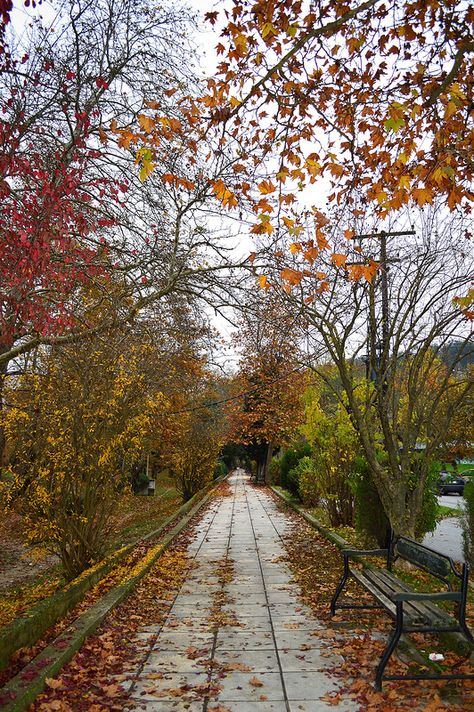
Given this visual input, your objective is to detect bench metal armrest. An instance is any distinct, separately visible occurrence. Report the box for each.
[392,591,462,603]
[342,548,388,558]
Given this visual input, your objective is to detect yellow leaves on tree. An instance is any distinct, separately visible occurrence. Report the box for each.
[258,179,277,195]
[0,336,168,580]
[135,147,155,182]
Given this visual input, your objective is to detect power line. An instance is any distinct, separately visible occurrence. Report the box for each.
[164,362,308,416]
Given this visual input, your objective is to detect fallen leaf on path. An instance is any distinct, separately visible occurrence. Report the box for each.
[321,692,343,706]
[222,662,253,671]
[103,683,122,697]
[249,676,264,687]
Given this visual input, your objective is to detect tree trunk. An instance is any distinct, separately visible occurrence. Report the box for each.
[0,349,10,467]
[262,441,274,485]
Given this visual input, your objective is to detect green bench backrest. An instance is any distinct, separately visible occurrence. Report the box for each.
[394,537,453,580]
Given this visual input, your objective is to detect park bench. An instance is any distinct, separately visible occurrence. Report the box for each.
[330,532,474,690]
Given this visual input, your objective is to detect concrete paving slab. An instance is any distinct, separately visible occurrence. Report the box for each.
[230,616,273,632]
[265,591,298,604]
[209,671,285,701]
[175,586,221,596]
[158,619,212,633]
[272,630,324,650]
[232,575,264,585]
[288,702,356,712]
[168,606,212,618]
[225,586,267,596]
[226,595,268,606]
[222,603,270,617]
[215,631,275,651]
[265,582,300,593]
[141,652,212,674]
[283,671,342,700]
[267,603,312,616]
[209,702,287,712]
[213,648,279,672]
[151,632,215,651]
[271,616,319,631]
[278,646,343,672]
[131,703,204,711]
[131,672,209,700]
[261,573,294,584]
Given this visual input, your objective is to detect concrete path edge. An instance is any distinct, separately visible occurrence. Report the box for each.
[1,478,226,712]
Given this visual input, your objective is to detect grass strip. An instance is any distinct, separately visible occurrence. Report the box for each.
[269,485,349,549]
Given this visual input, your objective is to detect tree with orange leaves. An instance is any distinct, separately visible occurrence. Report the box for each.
[204,0,474,228]
[227,295,307,483]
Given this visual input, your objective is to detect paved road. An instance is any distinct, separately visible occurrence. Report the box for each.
[422,496,466,563]
[125,471,357,711]
[438,494,466,511]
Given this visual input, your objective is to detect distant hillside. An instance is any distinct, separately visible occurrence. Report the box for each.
[438,339,474,371]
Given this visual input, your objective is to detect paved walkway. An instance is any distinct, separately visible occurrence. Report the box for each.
[127,471,357,711]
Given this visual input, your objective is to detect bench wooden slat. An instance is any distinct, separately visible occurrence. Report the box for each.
[370,569,455,625]
[350,568,398,616]
[352,568,424,622]
[362,569,441,625]
[361,569,421,620]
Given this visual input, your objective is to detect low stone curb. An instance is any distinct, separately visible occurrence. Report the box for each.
[0,480,221,672]
[0,479,224,712]
[270,485,473,658]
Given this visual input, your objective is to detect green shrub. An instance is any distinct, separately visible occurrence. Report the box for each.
[279,442,311,496]
[354,454,438,545]
[408,456,438,540]
[462,480,474,568]
[291,456,320,506]
[268,457,281,485]
[214,461,228,480]
[416,473,438,540]
[301,394,357,527]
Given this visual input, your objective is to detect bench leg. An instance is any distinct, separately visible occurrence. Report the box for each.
[460,619,474,644]
[330,555,349,616]
[375,601,403,691]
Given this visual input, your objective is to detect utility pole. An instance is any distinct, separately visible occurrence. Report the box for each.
[352,229,415,389]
